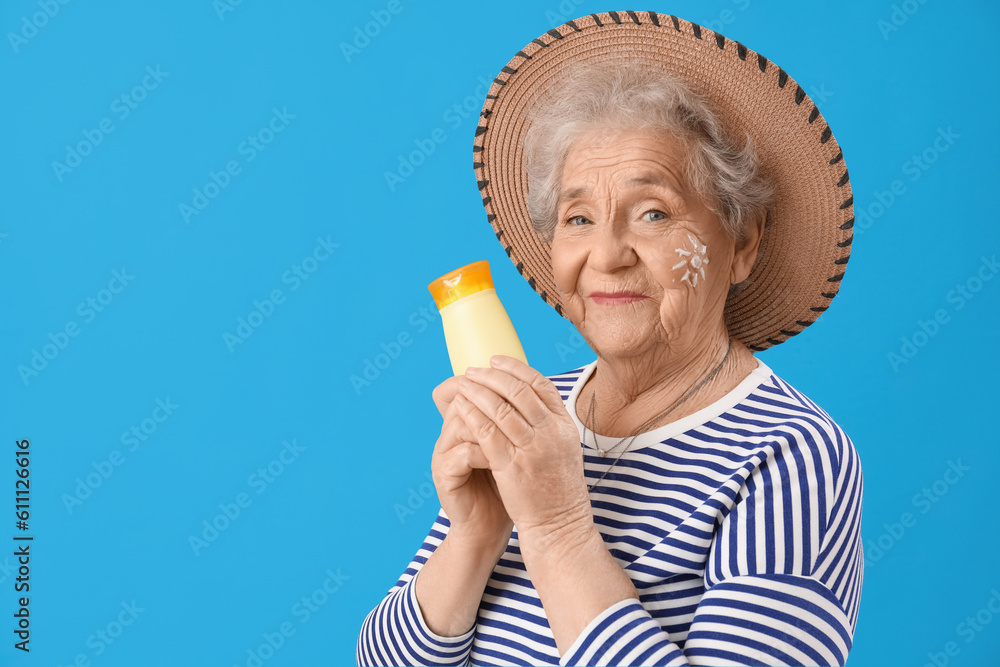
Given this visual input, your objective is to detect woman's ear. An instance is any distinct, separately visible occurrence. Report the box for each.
[730,209,766,285]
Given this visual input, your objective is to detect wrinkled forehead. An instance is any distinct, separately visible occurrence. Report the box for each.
[559,128,695,200]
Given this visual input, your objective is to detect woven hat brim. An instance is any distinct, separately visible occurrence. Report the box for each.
[474,11,854,351]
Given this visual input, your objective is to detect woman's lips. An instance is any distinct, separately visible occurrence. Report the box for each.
[589,291,649,306]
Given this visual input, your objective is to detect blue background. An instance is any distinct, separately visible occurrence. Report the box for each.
[1,0,997,665]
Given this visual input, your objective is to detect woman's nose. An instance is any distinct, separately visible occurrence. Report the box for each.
[588,223,637,274]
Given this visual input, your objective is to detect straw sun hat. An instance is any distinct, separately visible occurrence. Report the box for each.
[473,10,854,351]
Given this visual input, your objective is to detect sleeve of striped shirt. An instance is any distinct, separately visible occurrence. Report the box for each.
[356,510,476,666]
[560,420,864,667]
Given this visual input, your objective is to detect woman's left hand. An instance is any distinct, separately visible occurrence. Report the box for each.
[452,355,592,546]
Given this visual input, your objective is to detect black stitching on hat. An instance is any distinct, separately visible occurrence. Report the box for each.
[555,303,563,315]
[670,15,680,30]
[481,109,492,118]
[794,86,805,105]
[840,217,854,230]
[808,106,819,124]
[505,245,512,257]
[837,170,849,187]
[839,196,853,209]
[715,33,725,49]
[539,290,547,303]
[475,126,488,136]
[627,10,641,24]
[778,69,788,88]
[829,151,843,165]
[473,162,484,169]
[516,261,524,274]
[477,180,489,191]
[487,213,496,222]
[757,54,768,73]
[821,292,837,298]
[609,11,622,24]
[482,196,492,206]
[826,272,845,282]
[531,38,548,48]
[590,13,604,27]
[495,229,503,239]
[838,235,853,247]
[515,50,532,60]
[820,126,832,144]
[796,320,815,327]
[749,344,766,352]
[473,145,483,153]
[767,337,782,345]
[501,66,517,75]
[528,276,536,290]
[648,11,660,27]
[692,23,702,39]
[780,330,799,337]
[566,20,581,32]
[811,306,829,313]
[737,43,747,60]
[492,77,507,86]
[834,256,849,265]
[486,94,497,100]
[546,28,563,40]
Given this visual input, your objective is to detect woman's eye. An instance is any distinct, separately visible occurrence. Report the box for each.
[643,210,668,222]
[567,215,591,226]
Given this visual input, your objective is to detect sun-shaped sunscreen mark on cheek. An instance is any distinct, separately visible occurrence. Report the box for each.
[673,233,709,287]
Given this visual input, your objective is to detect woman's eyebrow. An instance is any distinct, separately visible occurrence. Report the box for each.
[558,186,590,203]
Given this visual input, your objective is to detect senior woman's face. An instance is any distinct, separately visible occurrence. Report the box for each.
[551,128,738,360]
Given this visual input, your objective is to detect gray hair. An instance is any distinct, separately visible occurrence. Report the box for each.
[523,63,773,243]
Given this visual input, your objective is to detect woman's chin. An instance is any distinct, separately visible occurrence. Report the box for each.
[582,322,660,361]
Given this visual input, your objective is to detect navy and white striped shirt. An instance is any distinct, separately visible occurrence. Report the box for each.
[358,359,864,666]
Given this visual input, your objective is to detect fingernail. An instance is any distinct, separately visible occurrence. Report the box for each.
[466,366,481,376]
[490,355,503,367]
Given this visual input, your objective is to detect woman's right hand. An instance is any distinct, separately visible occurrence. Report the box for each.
[431,376,513,551]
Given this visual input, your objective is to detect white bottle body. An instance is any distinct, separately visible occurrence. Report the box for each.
[439,288,527,375]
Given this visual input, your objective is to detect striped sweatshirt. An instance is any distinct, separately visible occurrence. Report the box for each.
[357,358,864,666]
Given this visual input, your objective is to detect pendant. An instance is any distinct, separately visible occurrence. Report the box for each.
[598,448,606,457]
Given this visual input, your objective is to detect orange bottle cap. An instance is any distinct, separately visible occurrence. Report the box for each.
[428,260,495,310]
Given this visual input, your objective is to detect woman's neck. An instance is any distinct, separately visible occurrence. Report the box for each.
[577,335,758,438]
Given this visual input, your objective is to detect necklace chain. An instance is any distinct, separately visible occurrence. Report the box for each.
[585,340,733,492]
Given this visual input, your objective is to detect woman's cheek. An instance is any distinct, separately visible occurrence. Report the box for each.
[551,244,585,316]
[668,231,711,291]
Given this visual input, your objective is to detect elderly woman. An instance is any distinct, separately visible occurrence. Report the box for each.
[359,12,861,667]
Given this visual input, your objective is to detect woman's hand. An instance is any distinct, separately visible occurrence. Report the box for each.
[430,376,513,553]
[452,355,592,547]
[431,375,462,418]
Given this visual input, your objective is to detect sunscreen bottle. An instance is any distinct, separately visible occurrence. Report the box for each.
[428,261,528,376]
